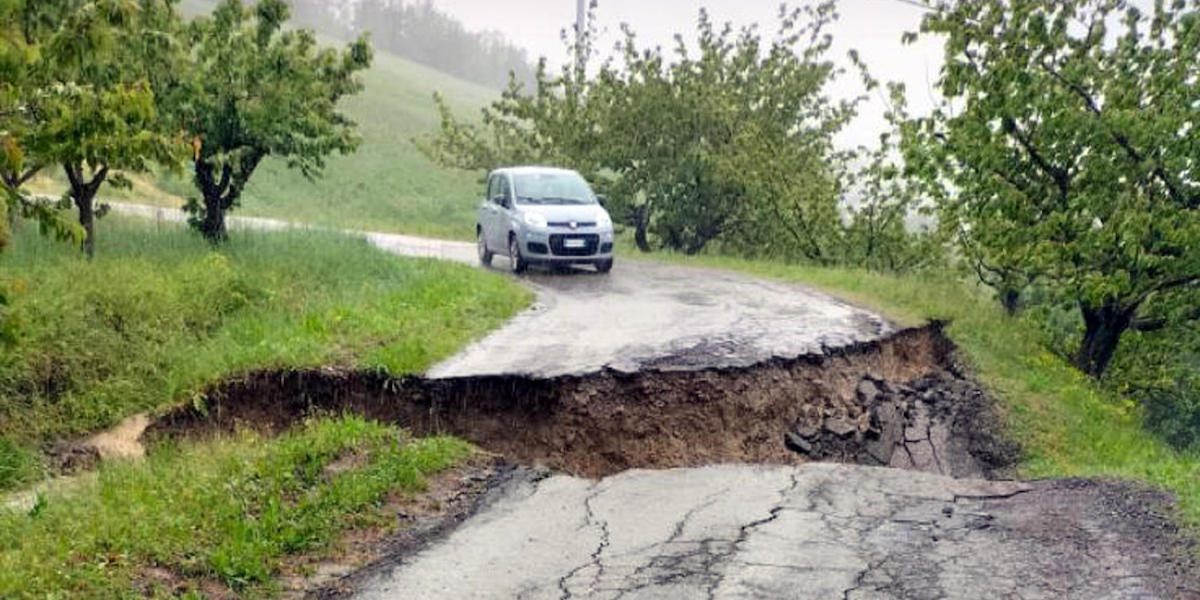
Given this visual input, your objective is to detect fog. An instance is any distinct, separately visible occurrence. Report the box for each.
[425,0,946,150]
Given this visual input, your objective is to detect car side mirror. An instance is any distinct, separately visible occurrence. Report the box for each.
[596,195,608,208]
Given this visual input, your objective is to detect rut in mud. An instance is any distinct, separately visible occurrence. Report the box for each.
[145,323,1018,479]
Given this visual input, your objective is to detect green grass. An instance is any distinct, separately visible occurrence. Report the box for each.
[0,216,530,489]
[154,49,495,240]
[0,416,473,599]
[64,0,499,241]
[647,253,1200,528]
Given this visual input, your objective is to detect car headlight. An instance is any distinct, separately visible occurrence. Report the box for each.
[523,212,547,228]
[597,212,612,228]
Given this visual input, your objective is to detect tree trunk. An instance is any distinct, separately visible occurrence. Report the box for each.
[200,190,228,242]
[64,162,107,258]
[192,153,262,243]
[1073,302,1136,378]
[633,207,651,253]
[1000,288,1021,316]
[77,193,95,258]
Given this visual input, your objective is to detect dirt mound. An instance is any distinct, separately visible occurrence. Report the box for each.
[142,323,1017,480]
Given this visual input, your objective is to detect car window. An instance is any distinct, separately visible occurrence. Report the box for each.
[512,172,596,205]
[497,176,513,207]
[487,175,501,204]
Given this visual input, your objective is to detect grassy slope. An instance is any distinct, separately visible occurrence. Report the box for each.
[86,0,494,240]
[0,216,530,488]
[155,50,495,239]
[0,417,473,598]
[648,253,1200,528]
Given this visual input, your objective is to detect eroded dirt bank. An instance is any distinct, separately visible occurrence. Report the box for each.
[144,323,1017,479]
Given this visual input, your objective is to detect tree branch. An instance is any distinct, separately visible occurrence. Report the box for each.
[1001,117,1069,200]
[1154,274,1199,293]
[1039,59,1198,209]
[1133,305,1200,332]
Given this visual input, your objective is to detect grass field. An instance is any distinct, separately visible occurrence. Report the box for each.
[0,216,530,491]
[0,416,473,598]
[647,253,1200,529]
[22,0,501,241]
[150,47,497,240]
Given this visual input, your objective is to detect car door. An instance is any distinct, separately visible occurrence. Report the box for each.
[492,174,514,250]
[481,174,499,249]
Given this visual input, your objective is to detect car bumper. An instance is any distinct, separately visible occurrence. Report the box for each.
[519,229,614,261]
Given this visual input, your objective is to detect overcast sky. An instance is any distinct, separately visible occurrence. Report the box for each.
[426,0,947,149]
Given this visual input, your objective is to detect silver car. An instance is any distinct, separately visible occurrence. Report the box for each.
[476,166,615,273]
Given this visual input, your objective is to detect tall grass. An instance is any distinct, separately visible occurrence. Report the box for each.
[0,217,530,489]
[0,416,472,598]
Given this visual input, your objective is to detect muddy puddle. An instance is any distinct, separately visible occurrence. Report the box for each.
[142,323,1018,480]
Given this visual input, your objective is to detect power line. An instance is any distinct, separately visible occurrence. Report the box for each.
[888,0,937,12]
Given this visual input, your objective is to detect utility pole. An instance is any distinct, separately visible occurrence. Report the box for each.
[574,0,587,80]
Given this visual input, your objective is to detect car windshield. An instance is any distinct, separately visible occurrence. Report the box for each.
[512,172,596,205]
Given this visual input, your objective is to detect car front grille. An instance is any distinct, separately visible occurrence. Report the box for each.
[549,233,600,256]
[548,221,597,229]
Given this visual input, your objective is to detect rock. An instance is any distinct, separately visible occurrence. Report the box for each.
[794,422,819,439]
[906,439,940,473]
[824,417,857,438]
[865,403,901,464]
[855,379,880,405]
[784,431,814,455]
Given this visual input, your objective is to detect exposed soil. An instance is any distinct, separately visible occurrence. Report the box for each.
[143,323,1017,480]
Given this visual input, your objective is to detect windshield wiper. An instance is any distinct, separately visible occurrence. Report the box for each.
[541,196,588,205]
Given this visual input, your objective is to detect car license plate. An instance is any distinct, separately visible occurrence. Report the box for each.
[564,239,586,248]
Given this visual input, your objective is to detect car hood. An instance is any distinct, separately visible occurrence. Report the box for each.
[520,204,609,223]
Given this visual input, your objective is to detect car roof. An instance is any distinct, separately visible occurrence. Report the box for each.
[491,166,580,177]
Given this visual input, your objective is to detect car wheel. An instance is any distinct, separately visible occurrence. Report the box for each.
[595,258,613,273]
[509,235,527,274]
[477,229,493,267]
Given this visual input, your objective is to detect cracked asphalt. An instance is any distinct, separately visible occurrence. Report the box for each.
[108,204,1198,599]
[352,465,1194,599]
[423,257,893,378]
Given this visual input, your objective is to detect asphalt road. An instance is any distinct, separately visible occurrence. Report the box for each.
[354,465,1191,600]
[109,204,1198,599]
[116,203,896,378]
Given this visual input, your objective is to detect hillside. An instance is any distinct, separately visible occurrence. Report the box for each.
[92,0,503,240]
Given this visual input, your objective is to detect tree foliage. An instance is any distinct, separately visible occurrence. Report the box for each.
[3,0,185,257]
[905,0,1200,377]
[175,0,372,241]
[0,0,85,248]
[422,3,928,263]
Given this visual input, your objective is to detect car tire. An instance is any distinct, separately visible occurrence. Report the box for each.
[477,229,493,267]
[509,235,528,274]
[595,258,613,273]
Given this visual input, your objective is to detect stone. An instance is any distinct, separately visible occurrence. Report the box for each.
[824,417,857,438]
[784,431,814,455]
[855,379,880,405]
[865,404,902,464]
[794,422,819,439]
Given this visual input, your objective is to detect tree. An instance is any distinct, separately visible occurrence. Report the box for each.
[0,0,94,250]
[423,3,859,258]
[905,0,1200,377]
[7,0,185,257]
[175,0,372,242]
